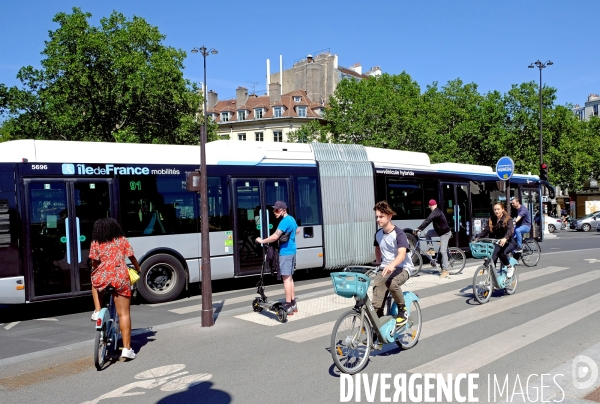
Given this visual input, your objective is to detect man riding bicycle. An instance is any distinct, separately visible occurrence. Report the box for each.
[372,201,414,330]
[415,199,452,278]
[510,197,531,253]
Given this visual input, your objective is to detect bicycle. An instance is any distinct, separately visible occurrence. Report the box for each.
[93,285,120,370]
[409,232,466,276]
[470,238,519,304]
[513,237,541,267]
[329,266,422,374]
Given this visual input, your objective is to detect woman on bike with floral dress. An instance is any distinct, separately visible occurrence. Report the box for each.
[474,202,516,278]
[89,218,141,361]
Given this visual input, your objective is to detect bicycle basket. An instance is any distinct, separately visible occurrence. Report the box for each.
[330,272,371,299]
[469,242,495,259]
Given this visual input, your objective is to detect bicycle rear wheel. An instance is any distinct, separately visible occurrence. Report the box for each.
[395,300,421,350]
[94,328,107,370]
[472,265,493,304]
[446,248,466,275]
[331,310,371,374]
[520,239,540,267]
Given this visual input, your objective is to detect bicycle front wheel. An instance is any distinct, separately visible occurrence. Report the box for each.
[331,310,372,374]
[473,265,492,304]
[446,248,466,275]
[410,249,423,275]
[94,328,107,370]
[504,266,519,295]
[521,239,540,267]
[395,300,422,350]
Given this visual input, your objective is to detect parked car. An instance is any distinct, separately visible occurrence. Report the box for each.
[545,215,563,233]
[570,211,600,232]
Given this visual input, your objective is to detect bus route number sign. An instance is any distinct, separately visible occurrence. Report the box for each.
[496,156,515,181]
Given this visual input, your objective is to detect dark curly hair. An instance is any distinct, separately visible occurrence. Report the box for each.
[92,218,126,244]
[374,200,397,217]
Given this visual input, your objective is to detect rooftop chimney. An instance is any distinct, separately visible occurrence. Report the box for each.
[207,90,218,109]
[269,83,281,104]
[236,87,248,108]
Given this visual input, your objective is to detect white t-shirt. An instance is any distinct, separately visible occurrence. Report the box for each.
[374,225,414,276]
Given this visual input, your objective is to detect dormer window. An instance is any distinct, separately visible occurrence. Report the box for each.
[293,96,302,103]
[237,110,246,121]
[254,108,263,119]
[314,108,323,117]
[274,106,283,118]
[297,106,307,117]
[221,112,230,122]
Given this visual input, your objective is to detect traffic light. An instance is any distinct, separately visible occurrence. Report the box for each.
[540,163,548,181]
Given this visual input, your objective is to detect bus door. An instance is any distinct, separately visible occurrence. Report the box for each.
[441,182,471,248]
[232,178,291,275]
[23,179,113,301]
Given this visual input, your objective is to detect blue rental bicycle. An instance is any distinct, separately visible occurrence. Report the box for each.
[470,238,519,304]
[330,266,422,374]
[93,285,120,370]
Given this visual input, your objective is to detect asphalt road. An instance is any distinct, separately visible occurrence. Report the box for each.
[0,229,599,403]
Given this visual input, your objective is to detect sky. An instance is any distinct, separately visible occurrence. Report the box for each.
[1,1,598,107]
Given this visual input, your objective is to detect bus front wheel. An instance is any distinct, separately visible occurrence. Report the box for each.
[138,254,186,303]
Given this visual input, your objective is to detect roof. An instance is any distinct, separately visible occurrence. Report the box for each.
[209,90,324,123]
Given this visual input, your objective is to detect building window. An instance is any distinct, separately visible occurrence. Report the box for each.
[274,131,283,142]
[297,106,307,117]
[221,112,230,122]
[255,132,264,142]
[238,133,246,141]
[237,110,246,121]
[274,106,282,118]
[594,105,599,116]
[293,96,301,102]
[254,108,263,119]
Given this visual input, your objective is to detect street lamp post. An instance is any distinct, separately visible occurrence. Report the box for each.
[191,46,218,327]
[528,59,553,168]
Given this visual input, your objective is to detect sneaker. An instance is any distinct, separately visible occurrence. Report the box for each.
[426,248,436,256]
[396,309,408,327]
[91,311,99,321]
[514,247,523,253]
[120,348,136,361]
[284,303,294,316]
[291,301,298,313]
[439,270,449,278]
[506,266,514,278]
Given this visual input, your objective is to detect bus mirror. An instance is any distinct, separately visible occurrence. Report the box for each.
[185,171,202,192]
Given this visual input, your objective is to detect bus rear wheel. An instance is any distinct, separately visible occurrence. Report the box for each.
[138,254,186,303]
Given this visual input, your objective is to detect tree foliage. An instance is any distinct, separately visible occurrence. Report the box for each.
[290,73,600,191]
[0,8,217,144]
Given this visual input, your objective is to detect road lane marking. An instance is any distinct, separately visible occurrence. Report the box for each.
[409,292,600,376]
[35,318,58,322]
[275,266,569,341]
[4,322,20,330]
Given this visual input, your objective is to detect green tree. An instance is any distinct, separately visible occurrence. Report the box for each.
[0,8,216,144]
[286,119,328,143]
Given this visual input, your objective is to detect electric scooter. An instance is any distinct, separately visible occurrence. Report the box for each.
[251,245,288,323]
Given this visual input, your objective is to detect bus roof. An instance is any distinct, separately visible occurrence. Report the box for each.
[0,139,539,179]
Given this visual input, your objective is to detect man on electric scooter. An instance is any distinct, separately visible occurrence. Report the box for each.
[372,201,415,334]
[255,201,299,316]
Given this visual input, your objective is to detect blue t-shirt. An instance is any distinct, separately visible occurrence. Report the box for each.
[277,215,298,256]
[517,205,531,227]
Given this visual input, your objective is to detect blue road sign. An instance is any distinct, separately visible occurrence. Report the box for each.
[496,156,515,180]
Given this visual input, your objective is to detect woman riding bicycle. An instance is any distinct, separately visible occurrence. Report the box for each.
[474,202,516,277]
[89,218,141,361]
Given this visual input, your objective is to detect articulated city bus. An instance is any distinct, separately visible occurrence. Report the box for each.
[0,140,550,304]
